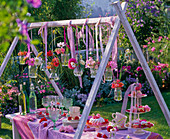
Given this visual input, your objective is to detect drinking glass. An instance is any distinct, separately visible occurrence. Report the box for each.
[63,98,73,116]
[42,97,49,113]
[48,108,60,130]
[58,97,64,115]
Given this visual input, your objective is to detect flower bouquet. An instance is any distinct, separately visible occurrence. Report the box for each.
[111,79,124,101]
[55,42,70,66]
[47,57,60,80]
[18,51,27,65]
[68,54,85,77]
[85,57,100,78]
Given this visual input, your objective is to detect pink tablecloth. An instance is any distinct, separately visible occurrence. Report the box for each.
[13,110,163,139]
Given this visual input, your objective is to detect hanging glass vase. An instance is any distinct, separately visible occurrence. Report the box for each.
[49,69,59,80]
[73,66,83,76]
[114,87,122,101]
[90,68,98,78]
[105,68,113,81]
[29,65,37,78]
[19,56,25,65]
[61,53,70,66]
[40,61,46,71]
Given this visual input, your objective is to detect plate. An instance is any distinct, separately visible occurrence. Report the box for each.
[128,94,147,98]
[126,109,150,114]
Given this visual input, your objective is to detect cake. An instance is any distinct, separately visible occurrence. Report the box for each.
[62,106,80,128]
[86,114,109,127]
[131,119,154,128]
[126,105,151,113]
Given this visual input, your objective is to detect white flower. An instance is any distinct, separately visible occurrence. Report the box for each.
[125,49,130,54]
[71,62,76,68]
[57,42,65,47]
[80,59,85,65]
[34,57,42,66]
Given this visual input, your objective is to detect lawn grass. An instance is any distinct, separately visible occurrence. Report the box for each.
[0,90,170,139]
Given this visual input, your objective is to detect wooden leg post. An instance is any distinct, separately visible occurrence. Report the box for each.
[113,1,170,126]
[74,3,128,138]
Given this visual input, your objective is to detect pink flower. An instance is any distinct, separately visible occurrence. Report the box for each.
[148,42,151,44]
[59,126,65,132]
[127,66,131,71]
[60,48,65,54]
[42,90,46,93]
[109,61,117,69]
[158,38,161,42]
[158,55,160,58]
[151,47,155,52]
[152,40,155,43]
[160,49,163,53]
[26,58,35,66]
[68,58,77,69]
[136,66,142,71]
[55,48,61,55]
[159,36,163,39]
[143,45,147,48]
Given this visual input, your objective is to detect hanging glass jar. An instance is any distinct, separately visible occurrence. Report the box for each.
[40,61,46,71]
[29,65,37,78]
[61,53,70,66]
[73,66,83,76]
[114,87,122,101]
[49,69,59,80]
[105,68,113,81]
[90,68,98,78]
[19,56,25,65]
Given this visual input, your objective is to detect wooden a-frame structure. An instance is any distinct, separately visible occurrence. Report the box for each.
[0,1,169,139]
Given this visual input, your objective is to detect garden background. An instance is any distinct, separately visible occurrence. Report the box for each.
[0,0,170,138]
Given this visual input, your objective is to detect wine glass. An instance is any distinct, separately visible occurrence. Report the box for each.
[63,98,73,116]
[42,97,49,113]
[48,108,60,130]
[58,97,64,115]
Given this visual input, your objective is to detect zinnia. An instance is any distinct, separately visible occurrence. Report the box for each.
[68,58,77,69]
[47,50,53,56]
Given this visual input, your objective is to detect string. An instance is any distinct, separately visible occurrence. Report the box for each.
[64,26,70,49]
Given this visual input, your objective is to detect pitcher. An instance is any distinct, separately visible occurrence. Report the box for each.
[112,112,127,128]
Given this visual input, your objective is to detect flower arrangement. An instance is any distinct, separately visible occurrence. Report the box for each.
[111,79,124,89]
[68,54,85,76]
[68,58,77,70]
[107,125,119,138]
[47,57,60,69]
[85,57,100,69]
[55,42,66,55]
[106,61,117,69]
[18,51,27,56]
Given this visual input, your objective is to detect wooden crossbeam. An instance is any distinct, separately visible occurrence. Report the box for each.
[112,1,170,126]
[27,16,116,29]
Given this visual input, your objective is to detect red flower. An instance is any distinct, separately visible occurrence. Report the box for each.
[68,117,72,120]
[107,126,113,132]
[44,123,47,127]
[97,133,102,137]
[52,57,59,67]
[103,134,108,138]
[47,50,53,56]
[74,116,79,120]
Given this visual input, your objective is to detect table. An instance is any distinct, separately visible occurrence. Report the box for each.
[5,112,163,139]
